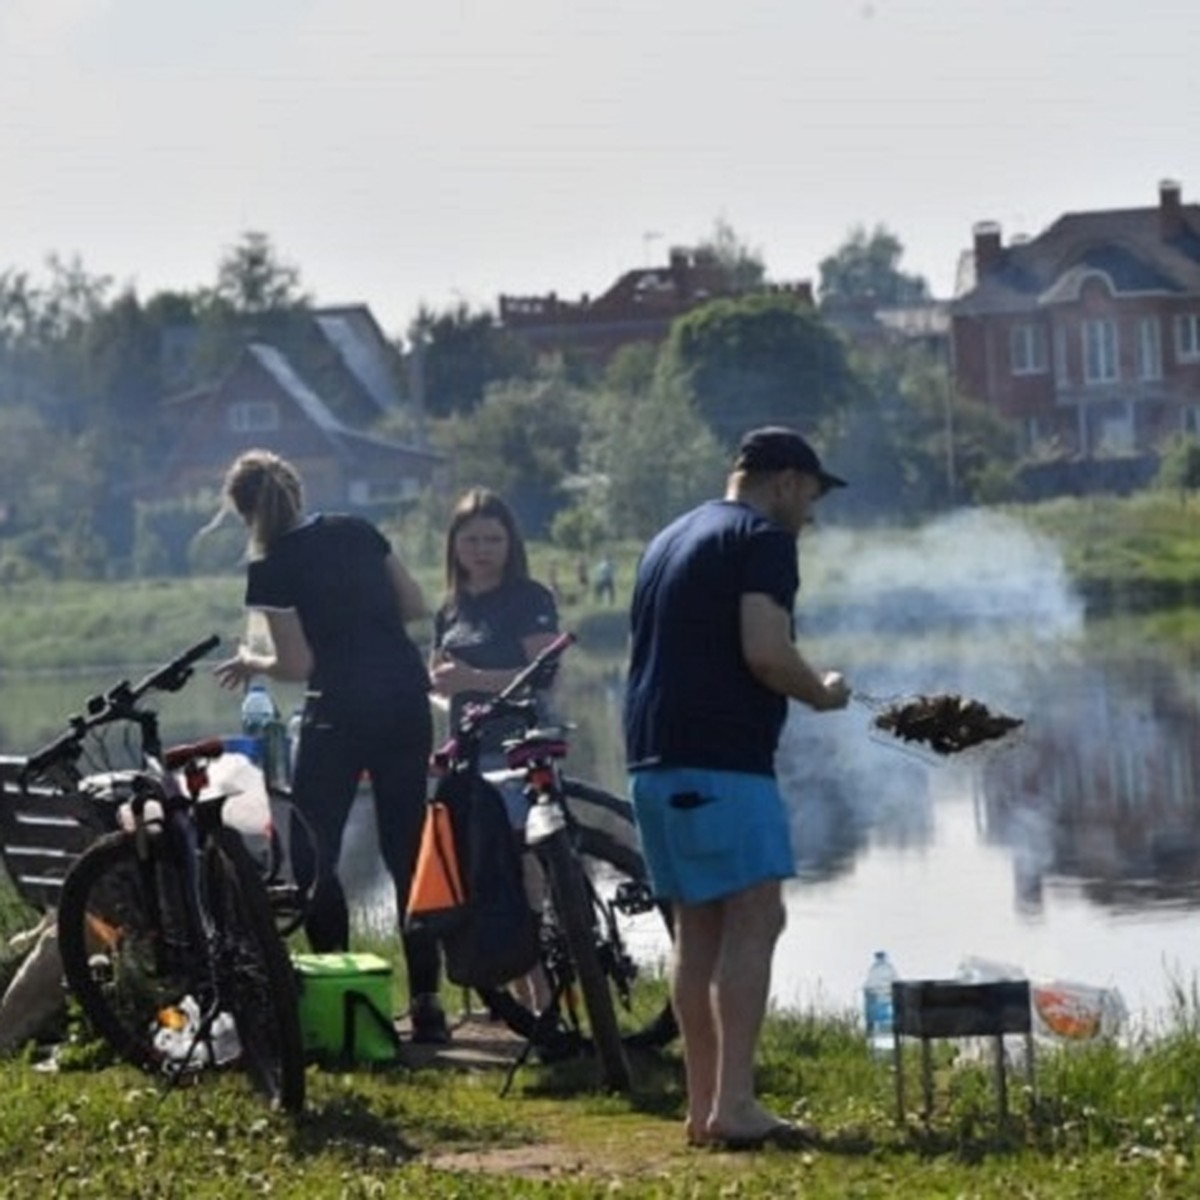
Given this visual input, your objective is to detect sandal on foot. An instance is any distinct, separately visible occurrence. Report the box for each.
[706,1121,817,1151]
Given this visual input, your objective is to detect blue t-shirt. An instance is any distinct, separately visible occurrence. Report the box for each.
[434,577,559,755]
[623,500,799,777]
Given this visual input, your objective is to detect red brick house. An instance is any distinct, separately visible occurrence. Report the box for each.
[951,180,1200,462]
[154,343,443,510]
[499,246,814,362]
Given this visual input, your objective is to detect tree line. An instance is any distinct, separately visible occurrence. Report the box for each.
[0,224,1026,583]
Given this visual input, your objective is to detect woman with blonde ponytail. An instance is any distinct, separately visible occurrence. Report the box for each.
[213,449,450,1044]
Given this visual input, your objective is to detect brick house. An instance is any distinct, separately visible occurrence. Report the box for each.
[154,342,443,510]
[499,246,814,363]
[951,180,1200,463]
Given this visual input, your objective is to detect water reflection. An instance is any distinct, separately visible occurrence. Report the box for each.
[4,619,1200,1025]
[979,651,1200,913]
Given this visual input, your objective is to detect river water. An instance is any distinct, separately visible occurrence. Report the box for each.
[4,511,1199,1033]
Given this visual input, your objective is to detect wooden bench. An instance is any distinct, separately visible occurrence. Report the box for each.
[0,756,116,914]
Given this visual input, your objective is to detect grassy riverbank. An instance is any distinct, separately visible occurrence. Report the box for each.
[4,991,1200,1198]
[1,495,1199,1194]
[2,491,1199,675]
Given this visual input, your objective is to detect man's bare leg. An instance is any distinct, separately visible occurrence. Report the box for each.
[671,899,723,1142]
[706,879,787,1140]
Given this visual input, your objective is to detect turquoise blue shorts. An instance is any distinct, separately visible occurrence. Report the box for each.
[628,767,795,905]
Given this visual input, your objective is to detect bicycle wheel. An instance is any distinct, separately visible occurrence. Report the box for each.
[479,778,677,1058]
[204,827,306,1113]
[538,825,631,1090]
[59,829,200,1073]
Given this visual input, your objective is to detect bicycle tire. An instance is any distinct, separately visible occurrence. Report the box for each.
[59,828,200,1073]
[204,827,306,1113]
[538,825,631,1090]
[478,778,677,1058]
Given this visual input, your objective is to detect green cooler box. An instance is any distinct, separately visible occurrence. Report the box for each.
[292,952,401,1064]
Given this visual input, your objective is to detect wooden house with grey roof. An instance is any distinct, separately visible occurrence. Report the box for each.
[155,341,442,511]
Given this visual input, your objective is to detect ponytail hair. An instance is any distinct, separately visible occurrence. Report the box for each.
[220,449,304,556]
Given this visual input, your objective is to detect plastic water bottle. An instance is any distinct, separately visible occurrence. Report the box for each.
[241,679,277,736]
[287,707,304,775]
[210,1010,242,1066]
[863,950,898,1057]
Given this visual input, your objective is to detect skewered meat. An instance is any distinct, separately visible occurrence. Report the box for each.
[872,693,1022,756]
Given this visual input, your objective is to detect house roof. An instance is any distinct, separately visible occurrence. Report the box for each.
[953,197,1200,315]
[250,343,348,438]
[312,305,403,414]
[161,342,442,466]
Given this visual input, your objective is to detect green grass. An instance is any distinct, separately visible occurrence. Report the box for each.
[4,995,1200,1197]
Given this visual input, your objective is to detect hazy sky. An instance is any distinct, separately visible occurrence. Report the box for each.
[2,0,1197,337]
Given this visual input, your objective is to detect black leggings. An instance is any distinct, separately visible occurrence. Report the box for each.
[290,701,438,997]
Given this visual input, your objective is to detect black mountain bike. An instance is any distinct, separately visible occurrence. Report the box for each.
[438,632,676,1091]
[25,636,306,1113]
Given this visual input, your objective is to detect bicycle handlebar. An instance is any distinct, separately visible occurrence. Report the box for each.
[437,630,576,763]
[23,635,221,779]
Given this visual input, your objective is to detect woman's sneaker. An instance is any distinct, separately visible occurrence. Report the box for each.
[409,993,451,1045]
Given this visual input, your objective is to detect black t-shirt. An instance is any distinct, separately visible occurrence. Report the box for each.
[245,514,428,720]
[434,577,559,754]
[623,499,799,777]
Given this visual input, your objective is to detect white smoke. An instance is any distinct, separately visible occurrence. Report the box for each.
[780,507,1087,879]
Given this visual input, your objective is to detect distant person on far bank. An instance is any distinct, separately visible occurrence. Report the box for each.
[593,555,615,604]
[623,426,851,1150]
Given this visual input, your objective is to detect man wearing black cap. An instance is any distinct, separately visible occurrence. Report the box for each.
[624,425,851,1149]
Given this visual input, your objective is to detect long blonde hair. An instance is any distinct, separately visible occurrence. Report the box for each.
[221,449,304,556]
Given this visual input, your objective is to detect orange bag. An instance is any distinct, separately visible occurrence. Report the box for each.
[405,799,466,932]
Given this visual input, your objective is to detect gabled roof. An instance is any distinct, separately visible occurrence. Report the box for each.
[312,305,403,414]
[161,342,442,466]
[249,343,348,438]
[954,197,1200,315]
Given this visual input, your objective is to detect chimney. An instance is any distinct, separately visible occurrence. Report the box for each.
[1160,179,1183,240]
[972,221,1003,275]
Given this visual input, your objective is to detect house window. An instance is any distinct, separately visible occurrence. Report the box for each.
[1175,313,1200,362]
[1136,317,1163,381]
[1010,322,1047,375]
[1183,406,1200,436]
[1082,319,1118,384]
[228,401,280,434]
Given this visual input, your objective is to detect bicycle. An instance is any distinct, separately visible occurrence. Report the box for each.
[23,635,306,1113]
[433,631,676,1092]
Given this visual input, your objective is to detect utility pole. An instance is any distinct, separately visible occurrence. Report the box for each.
[943,331,958,505]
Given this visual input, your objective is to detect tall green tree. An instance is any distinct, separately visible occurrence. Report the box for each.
[429,368,584,535]
[212,231,308,313]
[662,293,859,446]
[693,217,766,292]
[829,342,1014,514]
[818,224,930,310]
[579,368,726,540]
[408,303,533,419]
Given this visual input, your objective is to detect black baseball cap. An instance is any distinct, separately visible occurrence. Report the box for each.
[734,426,848,493]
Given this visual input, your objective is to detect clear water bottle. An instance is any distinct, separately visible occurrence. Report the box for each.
[241,679,277,736]
[863,950,898,1057]
[210,1010,242,1066]
[287,707,304,775]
